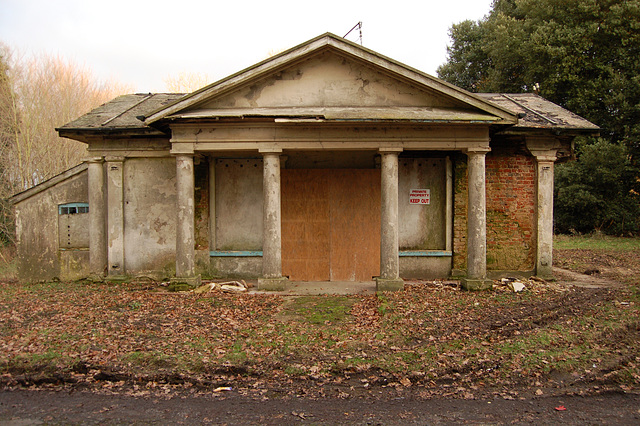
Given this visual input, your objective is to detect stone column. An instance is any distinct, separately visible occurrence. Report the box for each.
[258,150,288,291]
[534,154,556,279]
[105,156,125,278]
[376,149,404,292]
[171,154,201,290]
[462,148,492,290]
[88,157,107,279]
[526,137,561,280]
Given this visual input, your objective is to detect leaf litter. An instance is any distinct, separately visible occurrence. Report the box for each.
[0,249,638,400]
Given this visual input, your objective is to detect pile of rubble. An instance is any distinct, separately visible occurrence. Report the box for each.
[495,276,568,293]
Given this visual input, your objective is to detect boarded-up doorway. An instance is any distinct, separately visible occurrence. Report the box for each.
[282,169,381,281]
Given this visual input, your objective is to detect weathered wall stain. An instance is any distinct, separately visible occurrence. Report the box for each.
[123,158,177,274]
[15,169,88,282]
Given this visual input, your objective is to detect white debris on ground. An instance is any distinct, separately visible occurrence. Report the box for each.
[501,277,527,292]
[495,276,570,293]
[193,280,249,294]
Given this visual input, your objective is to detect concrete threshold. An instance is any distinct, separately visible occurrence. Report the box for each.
[251,280,376,296]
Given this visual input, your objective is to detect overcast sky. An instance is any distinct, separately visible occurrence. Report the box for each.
[0,0,493,93]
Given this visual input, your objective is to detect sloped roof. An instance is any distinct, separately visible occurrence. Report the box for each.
[56,92,598,136]
[477,93,599,133]
[57,93,185,140]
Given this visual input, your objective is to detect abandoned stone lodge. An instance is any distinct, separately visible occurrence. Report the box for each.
[11,34,599,291]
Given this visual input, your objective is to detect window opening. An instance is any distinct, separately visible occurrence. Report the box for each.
[59,203,89,215]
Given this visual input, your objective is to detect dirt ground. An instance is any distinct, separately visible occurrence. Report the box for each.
[553,247,640,286]
[0,247,638,424]
[1,387,639,425]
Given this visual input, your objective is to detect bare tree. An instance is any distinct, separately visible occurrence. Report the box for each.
[0,44,132,192]
[0,43,133,245]
[163,71,211,93]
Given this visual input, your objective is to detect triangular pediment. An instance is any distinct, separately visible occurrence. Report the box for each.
[201,50,461,110]
[145,34,517,125]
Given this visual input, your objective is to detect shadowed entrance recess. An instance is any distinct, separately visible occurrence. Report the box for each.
[282,169,381,281]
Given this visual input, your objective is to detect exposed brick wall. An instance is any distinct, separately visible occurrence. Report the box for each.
[452,154,468,271]
[453,144,537,274]
[194,160,210,251]
[485,147,536,271]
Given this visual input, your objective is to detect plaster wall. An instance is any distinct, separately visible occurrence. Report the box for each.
[59,250,90,281]
[123,157,177,276]
[15,170,88,282]
[398,158,447,250]
[214,158,263,251]
[202,52,459,110]
[400,257,452,279]
[210,257,263,279]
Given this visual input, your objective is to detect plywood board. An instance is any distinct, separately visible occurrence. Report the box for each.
[282,170,330,281]
[329,170,381,281]
[282,169,380,282]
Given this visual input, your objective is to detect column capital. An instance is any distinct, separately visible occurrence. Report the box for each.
[170,141,195,155]
[464,146,491,154]
[529,151,558,163]
[104,156,125,163]
[86,156,104,164]
[259,148,283,154]
[526,136,561,162]
[378,147,403,154]
[172,152,195,158]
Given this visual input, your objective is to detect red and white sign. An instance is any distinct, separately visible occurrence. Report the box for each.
[409,189,430,205]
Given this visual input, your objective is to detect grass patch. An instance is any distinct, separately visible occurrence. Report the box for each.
[3,350,71,375]
[287,296,355,325]
[554,233,640,250]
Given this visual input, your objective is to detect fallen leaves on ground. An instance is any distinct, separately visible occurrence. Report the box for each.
[0,249,638,399]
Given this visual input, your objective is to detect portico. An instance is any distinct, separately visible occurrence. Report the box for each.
[162,118,501,292]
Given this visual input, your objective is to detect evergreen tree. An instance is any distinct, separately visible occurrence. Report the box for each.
[438,0,640,234]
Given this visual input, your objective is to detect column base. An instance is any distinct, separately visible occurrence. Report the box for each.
[375,277,405,292]
[258,277,289,291]
[85,273,105,282]
[169,275,202,292]
[461,278,493,291]
[536,265,553,281]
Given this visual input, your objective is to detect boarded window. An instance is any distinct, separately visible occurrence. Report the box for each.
[215,159,264,250]
[58,203,89,249]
